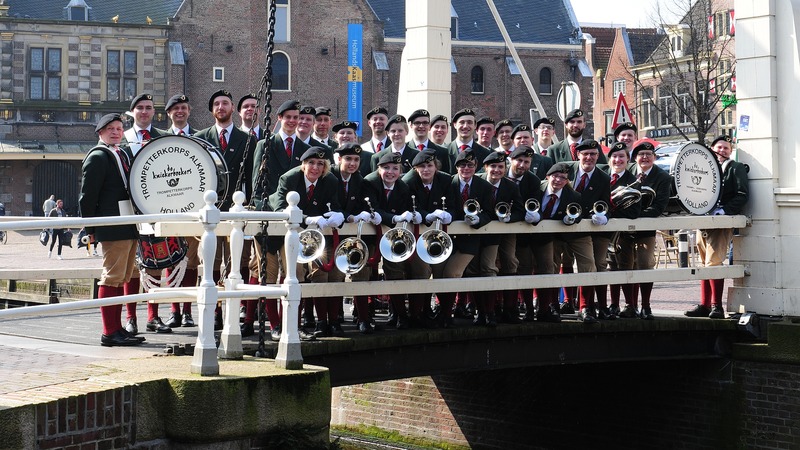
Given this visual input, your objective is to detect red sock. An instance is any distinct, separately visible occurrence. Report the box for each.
[265,298,281,330]
[99,285,121,335]
[124,278,140,320]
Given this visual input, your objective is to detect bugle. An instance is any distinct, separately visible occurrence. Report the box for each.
[334,219,369,274]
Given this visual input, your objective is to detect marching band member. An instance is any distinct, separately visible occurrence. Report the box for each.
[532,117,557,157]
[297,105,327,148]
[252,100,309,198]
[429,114,449,147]
[359,106,390,176]
[616,141,671,319]
[313,107,336,149]
[362,152,420,329]
[613,122,637,158]
[447,109,491,170]
[494,119,514,155]
[685,136,749,319]
[475,117,496,148]
[549,109,608,164]
[369,114,419,173]
[407,109,453,174]
[270,146,345,337]
[333,120,359,146]
[510,124,554,180]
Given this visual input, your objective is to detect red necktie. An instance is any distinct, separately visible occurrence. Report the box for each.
[460,144,469,152]
[178,129,185,135]
[307,184,315,201]
[140,129,151,142]
[384,188,391,200]
[114,146,130,175]
[342,180,348,194]
[424,185,430,194]
[611,173,619,186]
[376,141,383,152]
[219,129,228,152]
[461,183,469,203]
[542,194,557,218]
[638,172,647,183]
[576,173,588,192]
[285,136,293,159]
[251,129,257,139]
[417,144,425,151]
[570,142,578,161]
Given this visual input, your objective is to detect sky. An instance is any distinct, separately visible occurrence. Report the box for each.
[570,0,663,28]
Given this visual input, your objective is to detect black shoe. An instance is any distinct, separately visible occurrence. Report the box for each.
[578,308,598,324]
[120,328,146,342]
[125,318,138,335]
[164,312,182,328]
[597,306,616,320]
[685,304,712,317]
[473,313,487,326]
[708,305,725,319]
[396,316,410,330]
[331,322,345,337]
[618,305,638,319]
[101,329,143,347]
[146,317,173,333]
[522,310,537,322]
[538,305,562,323]
[270,327,282,341]
[240,322,254,337]
[302,312,316,329]
[559,301,575,315]
[453,305,472,319]
[298,329,317,341]
[358,321,374,334]
[314,320,331,338]
[608,304,621,317]
[486,313,497,328]
[182,313,196,327]
[640,306,655,320]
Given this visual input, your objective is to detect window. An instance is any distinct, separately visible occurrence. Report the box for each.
[29,47,62,100]
[471,66,484,94]
[539,67,552,95]
[106,50,137,102]
[212,67,225,82]
[641,87,657,128]
[676,84,691,125]
[451,5,458,40]
[273,52,290,91]
[658,88,672,126]
[719,108,734,127]
[714,10,732,38]
[505,57,520,75]
[671,35,683,53]
[613,79,625,98]
[274,0,290,43]
[604,111,614,137]
[373,51,389,71]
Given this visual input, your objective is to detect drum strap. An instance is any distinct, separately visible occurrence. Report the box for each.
[83,145,129,190]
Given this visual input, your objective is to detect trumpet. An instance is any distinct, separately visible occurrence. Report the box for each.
[564,202,582,225]
[463,198,481,219]
[417,196,453,265]
[524,198,540,214]
[592,201,609,216]
[379,195,416,263]
[334,219,369,274]
[495,200,513,221]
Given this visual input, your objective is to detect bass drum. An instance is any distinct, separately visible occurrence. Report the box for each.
[128,135,228,214]
[660,142,722,215]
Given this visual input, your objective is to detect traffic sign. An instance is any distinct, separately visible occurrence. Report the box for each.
[556,81,581,121]
[611,93,633,129]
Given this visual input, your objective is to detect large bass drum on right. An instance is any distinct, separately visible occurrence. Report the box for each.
[655,142,721,215]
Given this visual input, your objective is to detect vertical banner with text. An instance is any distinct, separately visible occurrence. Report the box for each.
[347,23,363,137]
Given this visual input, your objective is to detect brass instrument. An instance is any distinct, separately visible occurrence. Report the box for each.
[417,196,453,265]
[463,198,481,219]
[640,186,656,209]
[495,200,513,221]
[379,195,417,262]
[564,202,582,224]
[334,219,369,274]
[592,201,609,216]
[524,198,540,214]
[297,227,325,264]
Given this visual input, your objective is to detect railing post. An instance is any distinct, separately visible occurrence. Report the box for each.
[191,191,221,376]
[276,191,303,370]
[219,191,245,360]
[678,230,689,268]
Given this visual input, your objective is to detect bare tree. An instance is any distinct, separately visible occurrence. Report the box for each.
[627,0,736,144]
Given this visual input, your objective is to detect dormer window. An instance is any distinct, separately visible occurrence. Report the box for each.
[664,24,689,58]
[65,0,90,21]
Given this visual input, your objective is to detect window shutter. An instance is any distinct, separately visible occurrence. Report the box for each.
[729,10,735,36]
[708,15,715,40]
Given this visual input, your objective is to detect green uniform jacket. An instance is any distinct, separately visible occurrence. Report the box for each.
[79,144,138,242]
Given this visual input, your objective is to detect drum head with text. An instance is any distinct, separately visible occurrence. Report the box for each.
[128,135,228,214]
[671,142,721,215]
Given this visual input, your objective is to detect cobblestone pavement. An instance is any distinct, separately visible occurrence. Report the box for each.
[0,229,727,405]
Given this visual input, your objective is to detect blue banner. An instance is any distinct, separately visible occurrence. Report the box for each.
[347,24,363,137]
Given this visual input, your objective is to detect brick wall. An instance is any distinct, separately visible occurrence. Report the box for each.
[332,359,800,449]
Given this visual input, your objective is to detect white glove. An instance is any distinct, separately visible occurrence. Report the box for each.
[353,211,372,222]
[393,211,413,223]
[305,216,325,227]
[324,211,345,228]
[439,211,453,225]
[563,215,577,225]
[500,214,511,223]
[525,210,540,224]
[425,212,437,223]
[316,217,330,229]
[591,214,608,225]
[369,213,382,225]
[411,211,423,225]
[712,208,725,215]
[465,214,480,226]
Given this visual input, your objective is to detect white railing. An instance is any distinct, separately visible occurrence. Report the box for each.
[0,194,750,375]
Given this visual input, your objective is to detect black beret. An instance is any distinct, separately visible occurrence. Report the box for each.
[408,109,430,123]
[412,149,437,166]
[509,145,535,159]
[546,162,571,176]
[495,119,513,132]
[315,106,331,117]
[607,142,629,157]
[452,108,476,124]
[711,135,734,147]
[575,139,600,152]
[476,117,495,128]
[335,142,362,156]
[511,124,533,139]
[613,122,638,138]
[631,141,656,159]
[208,89,233,111]
[237,93,257,111]
[130,93,153,111]
[301,146,329,161]
[165,94,189,112]
[431,114,448,126]
[482,151,506,165]
[366,106,389,120]
[454,149,477,166]
[95,113,123,133]
[299,105,316,116]
[277,99,301,115]
[332,120,358,133]
[386,114,406,127]
[564,108,584,122]
[378,152,402,166]
[533,117,556,129]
